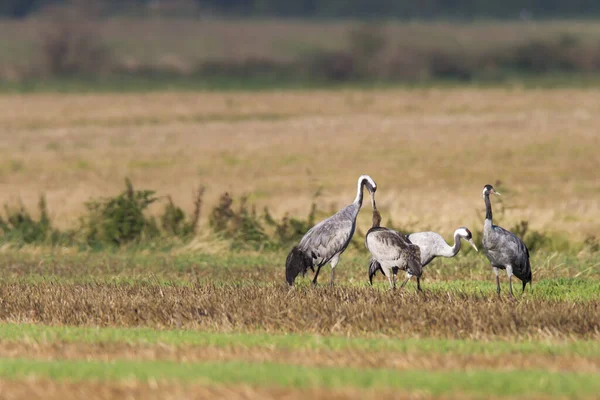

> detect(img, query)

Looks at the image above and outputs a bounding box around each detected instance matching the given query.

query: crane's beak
[467,238,478,251]
[493,190,501,196]
[370,192,376,210]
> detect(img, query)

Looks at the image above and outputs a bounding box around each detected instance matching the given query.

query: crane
[285,174,377,286]
[366,201,422,290]
[406,227,478,288]
[481,184,532,297]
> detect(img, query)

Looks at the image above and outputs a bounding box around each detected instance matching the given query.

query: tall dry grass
[0,89,598,239]
[0,282,598,339]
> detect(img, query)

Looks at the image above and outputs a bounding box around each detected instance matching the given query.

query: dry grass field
[0,87,599,399]
[0,88,598,239]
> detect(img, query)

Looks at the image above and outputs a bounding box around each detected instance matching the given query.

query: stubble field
[0,88,599,399]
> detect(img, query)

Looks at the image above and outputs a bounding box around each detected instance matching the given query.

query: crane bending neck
[449,231,462,256]
[484,194,493,221]
[354,179,365,207]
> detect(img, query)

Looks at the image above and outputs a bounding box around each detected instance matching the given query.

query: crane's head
[358,174,377,209]
[456,227,478,251]
[359,174,377,194]
[482,184,501,199]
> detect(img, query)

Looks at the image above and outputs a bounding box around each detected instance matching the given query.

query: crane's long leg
[329,255,340,287]
[399,273,411,291]
[392,270,397,290]
[493,267,500,297]
[381,267,393,290]
[312,265,323,285]
[506,265,514,298]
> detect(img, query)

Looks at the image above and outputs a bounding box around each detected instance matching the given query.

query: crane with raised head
[481,184,532,297]
[285,174,377,286]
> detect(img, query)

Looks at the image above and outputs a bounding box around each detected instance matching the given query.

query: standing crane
[366,201,422,290]
[481,184,532,297]
[285,174,377,286]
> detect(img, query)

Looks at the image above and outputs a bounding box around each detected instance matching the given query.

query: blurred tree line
[2,0,600,19]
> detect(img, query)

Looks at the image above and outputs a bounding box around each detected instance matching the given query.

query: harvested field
[0,281,598,339]
[0,87,598,398]
[0,89,599,240]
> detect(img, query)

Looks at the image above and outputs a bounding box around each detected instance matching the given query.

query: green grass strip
[2,323,599,357]
[0,358,598,397]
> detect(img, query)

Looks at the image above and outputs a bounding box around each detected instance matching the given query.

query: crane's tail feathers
[408,247,423,278]
[285,246,313,286]
[368,259,383,285]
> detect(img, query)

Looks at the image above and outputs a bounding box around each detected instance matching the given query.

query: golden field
[0,88,598,240]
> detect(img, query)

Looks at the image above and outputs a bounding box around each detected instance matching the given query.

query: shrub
[0,196,53,244]
[81,178,158,246]
[161,186,204,238]
[263,202,317,246]
[583,235,599,254]
[209,192,269,249]
[508,220,549,252]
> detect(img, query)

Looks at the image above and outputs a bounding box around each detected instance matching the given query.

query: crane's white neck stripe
[354,174,376,205]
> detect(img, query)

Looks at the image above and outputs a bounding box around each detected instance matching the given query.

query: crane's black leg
[399,275,411,291]
[417,276,422,292]
[392,271,397,290]
[312,265,323,285]
[493,267,500,297]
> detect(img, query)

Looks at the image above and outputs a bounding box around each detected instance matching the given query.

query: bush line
[1,178,596,253]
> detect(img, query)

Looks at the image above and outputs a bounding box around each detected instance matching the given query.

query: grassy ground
[0,248,598,397]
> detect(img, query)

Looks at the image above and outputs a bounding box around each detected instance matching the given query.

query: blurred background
[2,0,600,89]
[1,0,599,249]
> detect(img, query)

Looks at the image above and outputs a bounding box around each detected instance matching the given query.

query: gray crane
[285,174,377,286]
[482,184,532,297]
[368,221,478,290]
[366,201,422,290]
[406,227,479,287]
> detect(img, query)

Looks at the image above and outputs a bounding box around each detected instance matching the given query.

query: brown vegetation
[0,282,597,339]
[0,89,598,241]
[0,379,490,400]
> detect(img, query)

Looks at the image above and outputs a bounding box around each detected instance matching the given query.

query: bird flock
[285,175,532,297]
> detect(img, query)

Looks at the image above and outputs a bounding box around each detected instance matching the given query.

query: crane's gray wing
[407,231,445,266]
[492,225,530,273]
[298,206,356,267]
[486,225,529,266]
